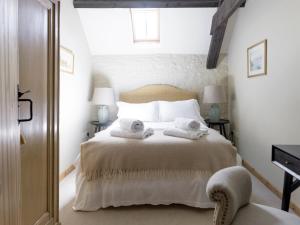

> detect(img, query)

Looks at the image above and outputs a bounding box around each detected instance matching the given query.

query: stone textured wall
[92,54,228,119]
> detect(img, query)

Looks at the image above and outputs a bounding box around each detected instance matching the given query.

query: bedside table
[90,121,112,133]
[205,119,230,138]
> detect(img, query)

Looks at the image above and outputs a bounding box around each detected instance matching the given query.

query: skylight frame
[130,8,160,43]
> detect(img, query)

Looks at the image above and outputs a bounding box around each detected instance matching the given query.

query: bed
[73,85,237,211]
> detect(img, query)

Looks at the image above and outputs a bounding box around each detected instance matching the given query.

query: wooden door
[18,0,59,225]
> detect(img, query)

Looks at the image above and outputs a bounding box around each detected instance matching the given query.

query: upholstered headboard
[119,84,198,103]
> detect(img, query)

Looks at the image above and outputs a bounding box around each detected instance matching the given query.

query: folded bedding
[119,118,144,132]
[110,127,154,139]
[80,120,236,181]
[163,128,206,140]
[174,117,200,131]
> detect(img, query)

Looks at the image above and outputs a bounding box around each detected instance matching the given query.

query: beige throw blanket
[81,124,236,181]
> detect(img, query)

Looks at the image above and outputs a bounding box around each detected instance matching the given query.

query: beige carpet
[59,170,292,225]
[61,203,213,225]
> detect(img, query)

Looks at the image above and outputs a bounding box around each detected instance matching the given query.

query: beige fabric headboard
[119,84,198,103]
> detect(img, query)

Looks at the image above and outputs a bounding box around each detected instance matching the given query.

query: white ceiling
[77,8,231,55]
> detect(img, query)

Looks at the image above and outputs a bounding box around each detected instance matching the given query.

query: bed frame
[119,84,198,103]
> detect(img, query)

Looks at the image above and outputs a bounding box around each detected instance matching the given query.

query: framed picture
[247,40,267,77]
[60,46,74,74]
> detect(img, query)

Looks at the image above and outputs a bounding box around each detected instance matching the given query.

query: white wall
[227,0,300,206]
[92,54,228,120]
[77,8,230,55]
[60,0,93,173]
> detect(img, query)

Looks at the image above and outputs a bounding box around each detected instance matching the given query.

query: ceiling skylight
[130,9,160,43]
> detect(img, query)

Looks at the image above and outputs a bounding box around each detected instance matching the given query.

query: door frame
[0,0,60,224]
[47,0,60,224]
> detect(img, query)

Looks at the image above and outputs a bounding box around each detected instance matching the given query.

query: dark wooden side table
[205,119,230,139]
[272,145,300,211]
[90,121,111,133]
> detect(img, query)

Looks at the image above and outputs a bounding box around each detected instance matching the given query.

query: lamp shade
[203,85,226,104]
[92,88,115,105]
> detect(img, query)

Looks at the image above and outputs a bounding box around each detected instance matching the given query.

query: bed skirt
[73,154,242,211]
[73,166,214,211]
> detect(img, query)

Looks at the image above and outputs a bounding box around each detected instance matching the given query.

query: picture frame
[60,46,74,74]
[247,39,267,77]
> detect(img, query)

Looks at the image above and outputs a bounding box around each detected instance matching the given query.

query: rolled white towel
[110,127,154,139]
[119,118,144,132]
[174,117,200,131]
[163,128,206,140]
[199,123,209,135]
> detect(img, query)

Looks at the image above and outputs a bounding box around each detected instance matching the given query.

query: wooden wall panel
[0,0,21,225]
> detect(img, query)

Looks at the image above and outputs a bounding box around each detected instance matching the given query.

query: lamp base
[98,105,109,124]
[208,104,220,122]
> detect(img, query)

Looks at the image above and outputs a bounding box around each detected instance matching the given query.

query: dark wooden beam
[206,0,246,69]
[74,0,228,8]
[206,21,227,69]
[210,0,246,34]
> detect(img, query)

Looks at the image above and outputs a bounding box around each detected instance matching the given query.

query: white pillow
[117,101,159,122]
[158,99,205,123]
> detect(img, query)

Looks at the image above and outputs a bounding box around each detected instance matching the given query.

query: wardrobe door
[18,0,59,225]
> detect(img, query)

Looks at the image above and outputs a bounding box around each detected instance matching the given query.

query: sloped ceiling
[77,8,231,55]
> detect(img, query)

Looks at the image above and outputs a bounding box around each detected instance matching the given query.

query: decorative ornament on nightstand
[92,88,115,124]
[203,85,226,122]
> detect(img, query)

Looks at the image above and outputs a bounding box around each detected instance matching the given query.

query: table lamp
[203,85,226,122]
[92,88,115,124]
